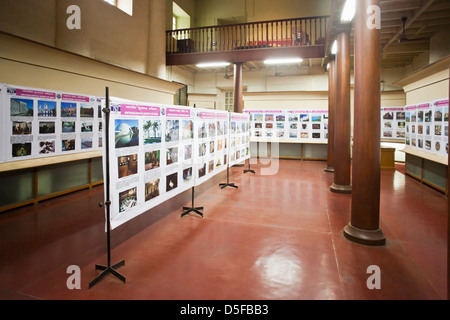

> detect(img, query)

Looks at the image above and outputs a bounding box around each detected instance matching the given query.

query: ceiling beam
[382,0,437,57]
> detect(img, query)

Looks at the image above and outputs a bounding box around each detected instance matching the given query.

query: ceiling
[175,0,450,73]
[329,0,450,68]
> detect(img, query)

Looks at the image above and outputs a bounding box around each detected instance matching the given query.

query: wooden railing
[166,16,329,54]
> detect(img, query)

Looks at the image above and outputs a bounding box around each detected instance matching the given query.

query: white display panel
[1,83,102,162]
[106,98,196,229]
[245,109,328,143]
[229,112,251,166]
[105,100,251,230]
[404,100,448,158]
[381,107,406,141]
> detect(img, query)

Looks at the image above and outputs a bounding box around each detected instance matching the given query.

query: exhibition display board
[244,109,329,143]
[0,83,102,163]
[105,98,250,230]
[404,99,448,157]
[381,107,406,141]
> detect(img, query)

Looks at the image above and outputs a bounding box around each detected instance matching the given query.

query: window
[224,91,234,112]
[173,16,177,31]
[104,0,133,16]
[174,84,188,106]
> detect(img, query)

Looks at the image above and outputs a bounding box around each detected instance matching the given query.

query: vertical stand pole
[181,187,204,217]
[89,87,126,289]
[243,158,255,174]
[220,164,238,189]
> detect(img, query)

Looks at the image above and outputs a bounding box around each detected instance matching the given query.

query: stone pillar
[343,0,386,246]
[147,0,166,79]
[234,62,244,113]
[330,31,351,194]
[325,58,336,173]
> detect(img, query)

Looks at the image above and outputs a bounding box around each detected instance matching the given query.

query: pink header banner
[62,94,90,102]
[216,112,229,119]
[200,112,215,119]
[383,107,404,111]
[435,99,449,107]
[405,105,417,110]
[245,110,263,113]
[311,110,328,113]
[121,104,160,117]
[264,110,284,113]
[16,89,56,99]
[166,107,191,118]
[417,103,430,109]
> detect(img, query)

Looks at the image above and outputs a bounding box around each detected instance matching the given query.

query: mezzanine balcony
[166,16,329,66]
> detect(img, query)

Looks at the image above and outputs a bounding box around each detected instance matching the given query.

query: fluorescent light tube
[341,0,356,23]
[196,62,230,68]
[264,58,303,65]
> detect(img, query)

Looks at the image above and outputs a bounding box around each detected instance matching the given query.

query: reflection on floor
[0,160,447,300]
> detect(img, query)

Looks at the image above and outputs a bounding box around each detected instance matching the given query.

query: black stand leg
[243,159,255,174]
[220,165,238,189]
[181,187,203,218]
[89,87,125,289]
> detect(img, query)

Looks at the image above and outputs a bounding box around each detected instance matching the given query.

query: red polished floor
[0,159,447,300]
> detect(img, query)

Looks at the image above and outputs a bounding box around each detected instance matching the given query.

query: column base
[330,183,352,194]
[324,166,335,173]
[343,223,386,246]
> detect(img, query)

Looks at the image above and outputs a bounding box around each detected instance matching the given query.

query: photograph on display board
[143,120,161,144]
[300,114,309,122]
[61,102,77,118]
[115,119,139,148]
[37,101,57,117]
[199,143,207,157]
[10,98,34,117]
[198,122,207,138]
[81,122,93,132]
[62,121,76,133]
[81,138,93,149]
[184,144,192,160]
[311,115,322,122]
[145,150,160,171]
[254,114,263,122]
[12,143,32,157]
[182,120,193,140]
[166,172,178,192]
[208,122,216,137]
[62,139,76,152]
[165,120,180,142]
[217,121,224,136]
[166,147,178,165]
[12,121,32,135]
[198,163,206,178]
[118,155,139,180]
[119,187,137,213]
[80,104,94,118]
[183,167,193,183]
[145,179,160,202]
[39,141,55,154]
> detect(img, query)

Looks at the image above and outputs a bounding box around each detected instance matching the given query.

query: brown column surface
[234,62,244,113]
[343,0,385,246]
[330,32,351,194]
[325,59,336,173]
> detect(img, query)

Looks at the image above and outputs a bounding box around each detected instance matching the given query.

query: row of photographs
[403,101,449,156]
[244,110,329,141]
[107,102,250,229]
[114,118,248,149]
[1,84,103,162]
